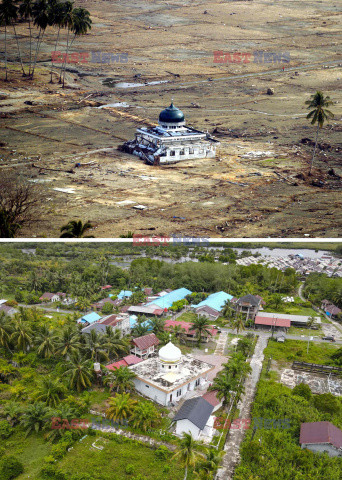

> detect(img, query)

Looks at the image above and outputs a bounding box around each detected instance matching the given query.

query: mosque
[122,102,219,165]
[129,338,214,406]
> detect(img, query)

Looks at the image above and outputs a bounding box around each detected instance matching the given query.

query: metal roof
[173,397,214,430]
[132,333,159,350]
[255,316,291,328]
[146,288,192,309]
[193,291,233,312]
[260,312,321,324]
[300,422,342,449]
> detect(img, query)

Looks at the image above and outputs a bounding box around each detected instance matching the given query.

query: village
[0,241,341,479]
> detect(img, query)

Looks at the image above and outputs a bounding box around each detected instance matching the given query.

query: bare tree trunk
[309,122,320,176]
[31,27,44,79]
[13,23,26,76]
[60,27,70,85]
[4,24,8,81]
[50,26,61,83]
[28,19,33,76]
[183,466,188,480]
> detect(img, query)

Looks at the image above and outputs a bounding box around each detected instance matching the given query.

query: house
[254,316,291,331]
[91,297,118,311]
[39,292,60,303]
[173,397,215,440]
[0,304,17,316]
[256,312,321,327]
[106,354,143,371]
[144,288,153,296]
[201,390,223,413]
[131,333,160,358]
[321,300,341,319]
[231,294,262,320]
[118,290,133,300]
[127,305,164,317]
[300,422,342,457]
[130,340,214,406]
[193,291,233,318]
[146,288,192,310]
[164,319,218,343]
[100,285,112,291]
[81,313,130,336]
[56,292,76,306]
[77,311,102,325]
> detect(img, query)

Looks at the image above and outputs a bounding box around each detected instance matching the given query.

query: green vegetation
[304,272,342,311]
[234,379,342,480]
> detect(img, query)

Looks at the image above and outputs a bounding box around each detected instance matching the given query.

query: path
[216,335,268,480]
[214,330,229,355]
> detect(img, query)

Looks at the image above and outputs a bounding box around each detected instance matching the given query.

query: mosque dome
[159,102,185,123]
[159,341,182,363]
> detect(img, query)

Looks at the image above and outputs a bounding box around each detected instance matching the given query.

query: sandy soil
[0,0,341,237]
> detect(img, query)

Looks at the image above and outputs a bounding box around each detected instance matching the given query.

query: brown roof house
[232,294,262,320]
[300,422,342,457]
[39,292,61,303]
[131,333,160,359]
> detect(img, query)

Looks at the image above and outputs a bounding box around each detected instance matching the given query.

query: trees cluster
[234,380,342,480]
[304,272,342,310]
[0,0,91,85]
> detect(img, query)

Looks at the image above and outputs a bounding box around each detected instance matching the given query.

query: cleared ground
[0,0,341,237]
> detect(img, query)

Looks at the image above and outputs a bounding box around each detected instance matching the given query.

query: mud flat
[0,0,341,237]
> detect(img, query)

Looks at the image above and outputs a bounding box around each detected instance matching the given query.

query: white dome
[159,341,181,363]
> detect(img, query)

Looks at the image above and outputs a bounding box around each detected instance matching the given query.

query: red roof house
[254,316,291,329]
[131,333,159,358]
[165,319,218,342]
[300,422,342,457]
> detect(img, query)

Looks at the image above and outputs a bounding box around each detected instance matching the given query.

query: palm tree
[46,0,63,82]
[305,91,334,175]
[76,296,90,312]
[11,318,32,352]
[194,448,224,478]
[61,6,92,87]
[64,353,94,392]
[3,401,23,426]
[19,0,34,76]
[106,393,136,425]
[35,325,58,358]
[35,376,66,407]
[60,220,93,238]
[172,432,204,480]
[103,327,130,359]
[148,317,165,335]
[56,325,81,359]
[0,311,12,350]
[83,329,108,363]
[131,401,160,432]
[230,312,245,335]
[45,404,78,441]
[0,0,18,81]
[31,0,49,79]
[208,371,233,405]
[104,366,136,393]
[192,316,212,346]
[20,402,50,436]
[221,299,234,320]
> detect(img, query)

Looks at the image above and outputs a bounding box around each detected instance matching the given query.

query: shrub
[125,464,135,474]
[101,302,114,314]
[292,383,312,401]
[5,300,18,307]
[40,464,66,480]
[51,442,69,460]
[0,420,13,439]
[0,455,24,480]
[154,445,170,460]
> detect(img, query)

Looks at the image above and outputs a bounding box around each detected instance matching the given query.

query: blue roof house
[193,291,233,312]
[146,288,192,310]
[78,312,102,324]
[118,290,133,300]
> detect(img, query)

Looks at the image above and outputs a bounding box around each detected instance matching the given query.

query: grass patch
[264,339,340,367]
[288,326,323,337]
[174,311,197,322]
[58,434,185,480]
[263,304,321,318]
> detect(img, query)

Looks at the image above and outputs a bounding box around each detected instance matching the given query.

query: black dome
[159,102,184,123]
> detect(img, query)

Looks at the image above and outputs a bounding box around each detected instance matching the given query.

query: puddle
[97,102,131,109]
[102,78,168,88]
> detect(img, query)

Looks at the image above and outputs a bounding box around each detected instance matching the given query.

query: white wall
[133,379,168,405]
[176,419,201,440]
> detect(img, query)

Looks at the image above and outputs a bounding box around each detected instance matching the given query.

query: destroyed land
[0,0,341,238]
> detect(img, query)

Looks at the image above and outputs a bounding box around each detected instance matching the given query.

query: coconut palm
[172,432,204,480]
[64,353,94,392]
[45,403,79,441]
[0,311,12,350]
[194,448,224,478]
[46,0,64,82]
[104,366,136,393]
[35,376,66,407]
[103,327,130,359]
[148,317,165,335]
[208,371,233,405]
[131,401,160,432]
[0,0,18,80]
[106,393,136,425]
[192,316,212,346]
[60,220,94,238]
[35,325,58,358]
[76,296,90,312]
[11,318,32,352]
[19,0,34,75]
[305,91,334,175]
[83,329,108,363]
[30,0,50,78]
[229,312,245,335]
[61,6,91,87]
[20,402,50,436]
[56,325,81,359]
[221,299,234,319]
